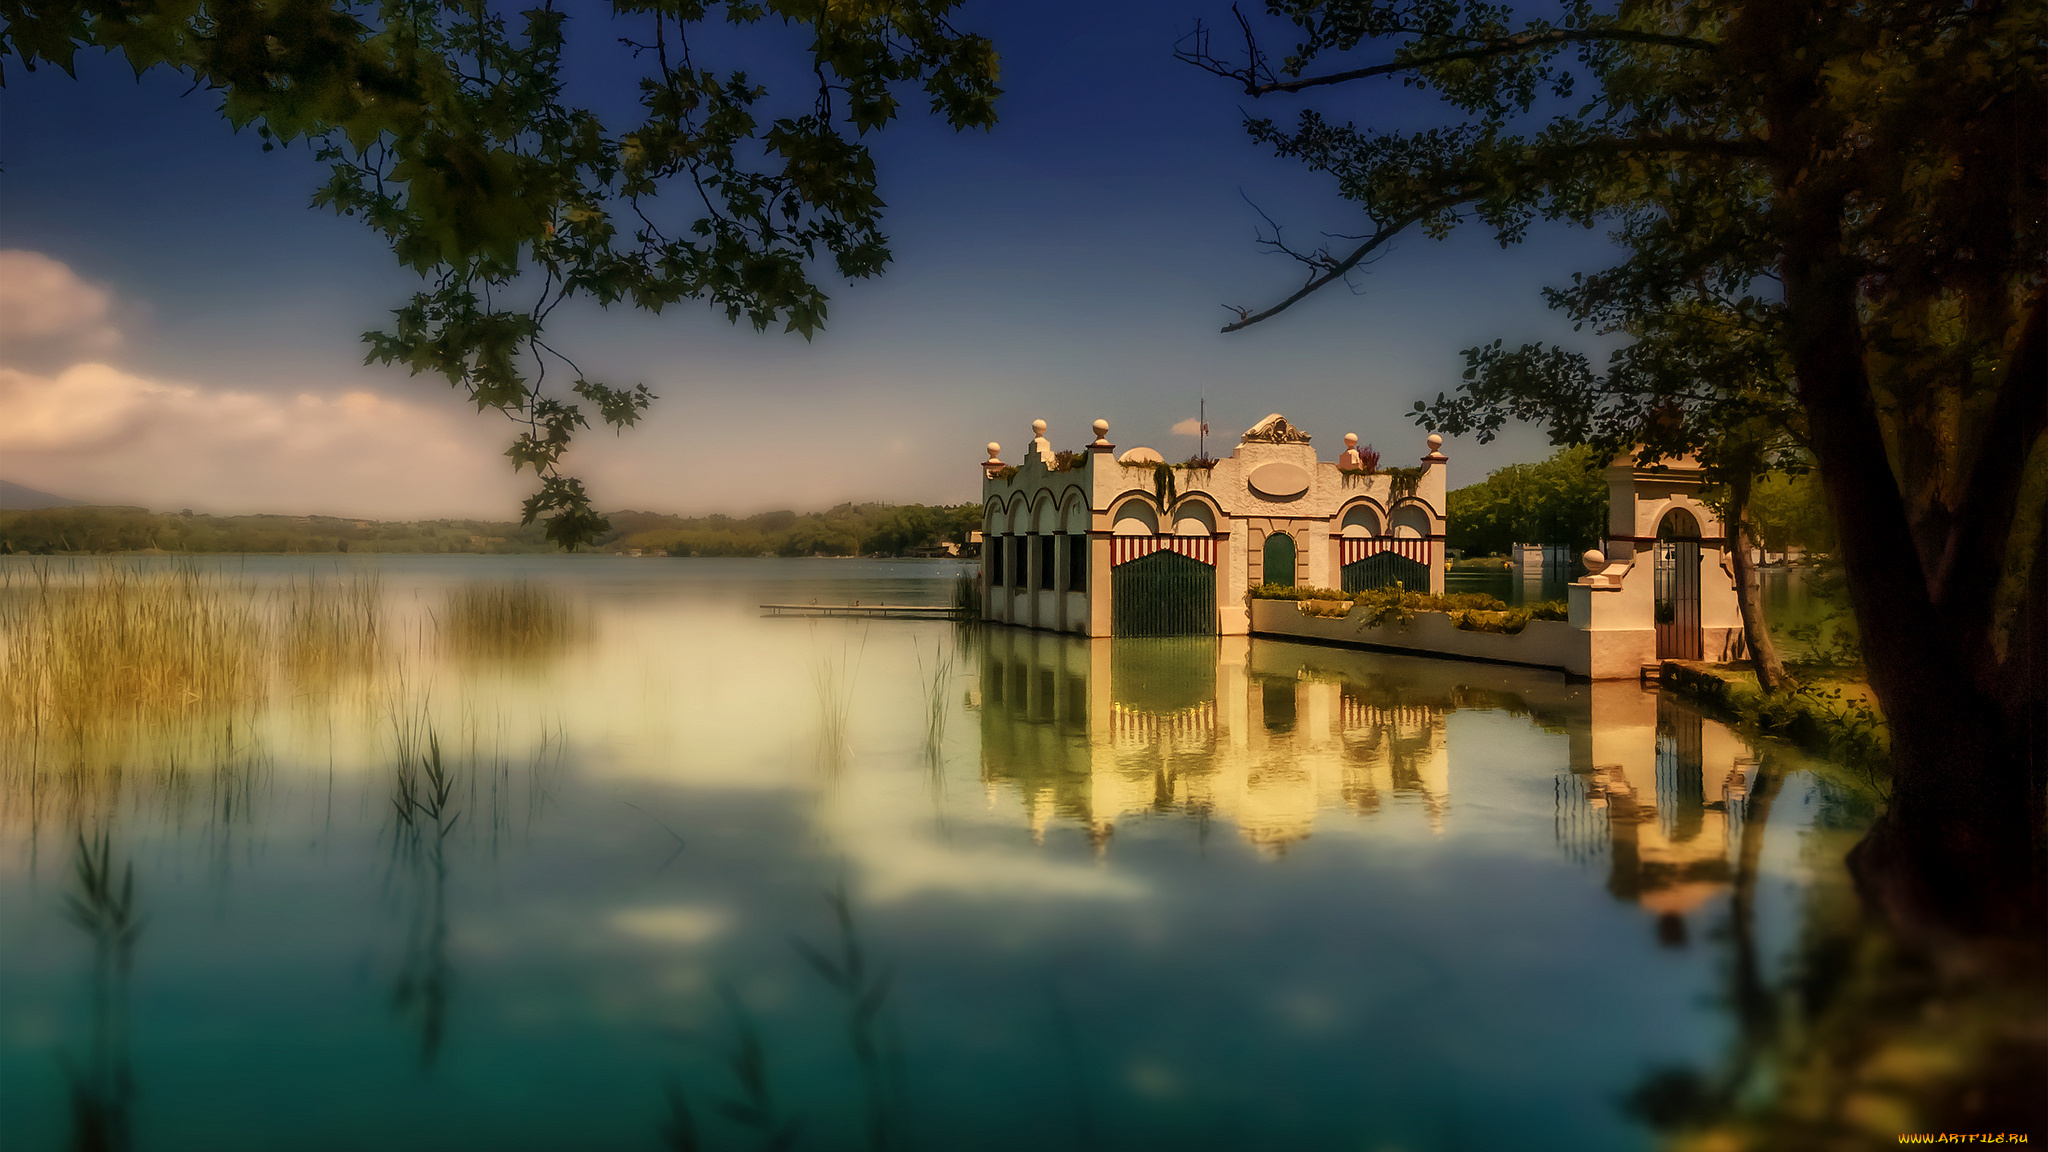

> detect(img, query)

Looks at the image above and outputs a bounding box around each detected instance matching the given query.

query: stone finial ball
[1093,419,1109,436]
[1344,432,1359,447]
[1427,433,1444,452]
[987,442,1001,459]
[1582,549,1606,573]
[1032,419,1047,436]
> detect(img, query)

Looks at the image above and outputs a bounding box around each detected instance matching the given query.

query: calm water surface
[0,556,1871,1151]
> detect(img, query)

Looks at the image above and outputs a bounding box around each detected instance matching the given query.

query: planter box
[1249,598,1591,675]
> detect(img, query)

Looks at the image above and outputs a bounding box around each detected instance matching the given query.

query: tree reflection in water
[1552,694,2048,1144]
[59,830,143,1152]
[1621,774,2047,1146]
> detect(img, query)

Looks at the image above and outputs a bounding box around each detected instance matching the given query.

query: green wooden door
[1262,533,1296,588]
[1111,550,1217,637]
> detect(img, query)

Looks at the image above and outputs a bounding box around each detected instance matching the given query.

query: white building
[980,415,1449,637]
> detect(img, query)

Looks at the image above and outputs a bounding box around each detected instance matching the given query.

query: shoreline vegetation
[1659,660,1890,785]
[0,562,579,790]
[0,502,982,559]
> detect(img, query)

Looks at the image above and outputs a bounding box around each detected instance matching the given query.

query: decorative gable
[1241,413,1312,444]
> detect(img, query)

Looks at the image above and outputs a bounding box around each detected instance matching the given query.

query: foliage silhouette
[2,1,1001,548]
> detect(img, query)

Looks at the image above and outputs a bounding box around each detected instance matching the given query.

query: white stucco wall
[1249,599,1587,674]
[982,420,1450,637]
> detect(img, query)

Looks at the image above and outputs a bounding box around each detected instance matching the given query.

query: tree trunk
[1778,212,2043,941]
[1726,473,1791,694]
[1729,760,1787,1044]
[1735,0,2046,943]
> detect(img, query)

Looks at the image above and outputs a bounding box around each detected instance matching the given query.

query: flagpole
[1199,397,1206,462]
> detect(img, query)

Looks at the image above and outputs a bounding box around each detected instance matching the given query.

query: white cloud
[610,905,731,946]
[0,361,525,516]
[0,249,120,351]
[1170,417,1206,436]
[0,250,537,517]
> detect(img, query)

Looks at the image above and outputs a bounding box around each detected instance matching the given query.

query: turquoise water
[0,557,1869,1150]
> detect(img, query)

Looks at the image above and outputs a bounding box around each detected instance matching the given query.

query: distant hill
[0,480,90,511]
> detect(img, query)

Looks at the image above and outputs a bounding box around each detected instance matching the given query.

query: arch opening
[1655,509,1703,659]
[1112,499,1160,536]
[1390,506,1430,539]
[1263,532,1297,588]
[1340,504,1382,537]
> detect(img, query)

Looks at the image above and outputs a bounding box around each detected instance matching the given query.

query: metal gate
[1655,537,1702,660]
[1342,552,1429,592]
[1654,696,1705,843]
[1112,549,1217,637]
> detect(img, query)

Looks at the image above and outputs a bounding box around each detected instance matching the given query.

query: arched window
[1263,532,1297,588]
[1658,507,1701,539]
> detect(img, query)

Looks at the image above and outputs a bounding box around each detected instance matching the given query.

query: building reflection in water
[979,628,1765,945]
[976,630,1449,855]
[1559,689,1758,946]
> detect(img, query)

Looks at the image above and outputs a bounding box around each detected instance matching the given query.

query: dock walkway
[760,602,963,619]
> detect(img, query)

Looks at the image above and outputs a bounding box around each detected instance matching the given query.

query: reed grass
[387,719,460,1071]
[438,581,578,662]
[664,890,903,1152]
[61,829,141,1152]
[0,563,396,827]
[393,734,461,841]
[950,572,981,621]
[812,632,867,776]
[0,564,264,741]
[916,640,954,785]
[791,887,905,1152]
[277,572,383,688]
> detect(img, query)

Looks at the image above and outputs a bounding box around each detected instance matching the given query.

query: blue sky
[1,2,1617,519]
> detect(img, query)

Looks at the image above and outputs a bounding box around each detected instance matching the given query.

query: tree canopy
[1445,445,1607,558]
[2,0,1000,548]
[1185,0,2046,934]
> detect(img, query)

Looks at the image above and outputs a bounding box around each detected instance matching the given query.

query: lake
[0,556,1875,1151]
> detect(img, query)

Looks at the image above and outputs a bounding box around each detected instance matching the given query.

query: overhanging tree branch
[1222,195,1481,332]
[1178,24,1717,97]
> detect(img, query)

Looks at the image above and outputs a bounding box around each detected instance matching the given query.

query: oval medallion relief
[1247,461,1311,501]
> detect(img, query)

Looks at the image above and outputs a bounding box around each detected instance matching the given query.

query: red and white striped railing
[1111,701,1217,744]
[1339,537,1432,566]
[1111,535,1218,567]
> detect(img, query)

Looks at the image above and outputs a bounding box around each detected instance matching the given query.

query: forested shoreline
[1445,448,1839,561]
[0,502,982,558]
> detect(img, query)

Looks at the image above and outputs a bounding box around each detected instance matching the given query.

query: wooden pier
[760,602,964,619]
